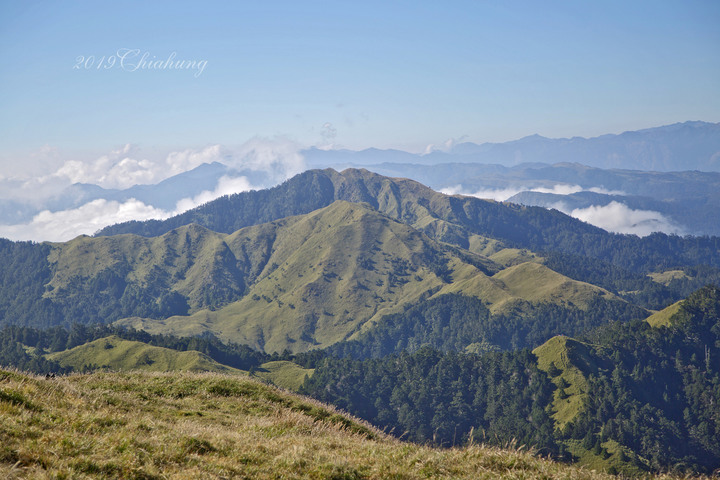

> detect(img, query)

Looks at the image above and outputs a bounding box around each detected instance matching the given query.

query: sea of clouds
[0,141,686,242]
[0,137,305,242]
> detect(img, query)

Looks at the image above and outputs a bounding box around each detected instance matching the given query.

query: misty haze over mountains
[1,121,719,241]
[305,121,720,171]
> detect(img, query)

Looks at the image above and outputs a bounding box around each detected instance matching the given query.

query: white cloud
[164,144,226,179]
[0,138,309,242]
[227,136,306,182]
[0,171,276,242]
[320,122,337,144]
[49,144,226,190]
[440,185,524,201]
[441,183,586,201]
[531,184,583,195]
[569,201,683,237]
[440,185,681,236]
[174,175,254,212]
[0,199,171,242]
[0,174,260,242]
[0,145,64,181]
[4,139,305,201]
[423,135,469,154]
[588,186,626,195]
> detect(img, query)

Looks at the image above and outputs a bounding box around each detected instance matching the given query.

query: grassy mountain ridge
[2,167,716,333]
[1,194,645,353]
[45,335,245,374]
[533,336,600,429]
[113,201,634,353]
[91,167,720,314]
[645,301,683,328]
[94,168,720,275]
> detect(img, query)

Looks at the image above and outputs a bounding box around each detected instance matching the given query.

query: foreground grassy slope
[0,369,682,480]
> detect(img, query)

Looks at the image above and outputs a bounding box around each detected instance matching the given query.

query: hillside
[1,170,714,336]
[46,335,245,374]
[94,167,720,283]
[301,286,720,474]
[1,196,645,352]
[533,336,600,429]
[111,201,634,353]
[0,369,640,480]
[645,301,684,328]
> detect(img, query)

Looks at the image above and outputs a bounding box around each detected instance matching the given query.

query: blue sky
[1,0,719,159]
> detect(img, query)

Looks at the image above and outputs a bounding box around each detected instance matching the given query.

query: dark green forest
[325,293,647,359]
[302,286,720,474]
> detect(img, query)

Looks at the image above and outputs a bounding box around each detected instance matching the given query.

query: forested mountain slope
[302,285,720,474]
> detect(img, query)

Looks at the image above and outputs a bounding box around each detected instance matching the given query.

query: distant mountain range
[305,121,720,171]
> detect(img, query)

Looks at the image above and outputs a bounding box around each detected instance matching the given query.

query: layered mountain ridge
[1,167,675,353]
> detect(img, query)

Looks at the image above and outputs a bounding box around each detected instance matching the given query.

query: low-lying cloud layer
[568,201,684,237]
[0,199,170,242]
[442,184,681,237]
[440,183,625,201]
[0,138,305,242]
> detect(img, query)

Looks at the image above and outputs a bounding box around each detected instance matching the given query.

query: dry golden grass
[0,369,701,479]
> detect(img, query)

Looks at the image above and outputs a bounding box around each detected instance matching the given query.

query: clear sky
[1,0,719,160]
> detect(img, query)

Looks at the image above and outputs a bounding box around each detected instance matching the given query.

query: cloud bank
[442,184,680,236]
[0,175,259,242]
[569,201,683,237]
[440,183,625,202]
[0,138,306,242]
[0,199,170,242]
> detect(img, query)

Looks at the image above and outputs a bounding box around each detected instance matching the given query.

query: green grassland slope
[111,201,629,352]
[0,369,684,480]
[40,335,313,390]
[46,335,244,374]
